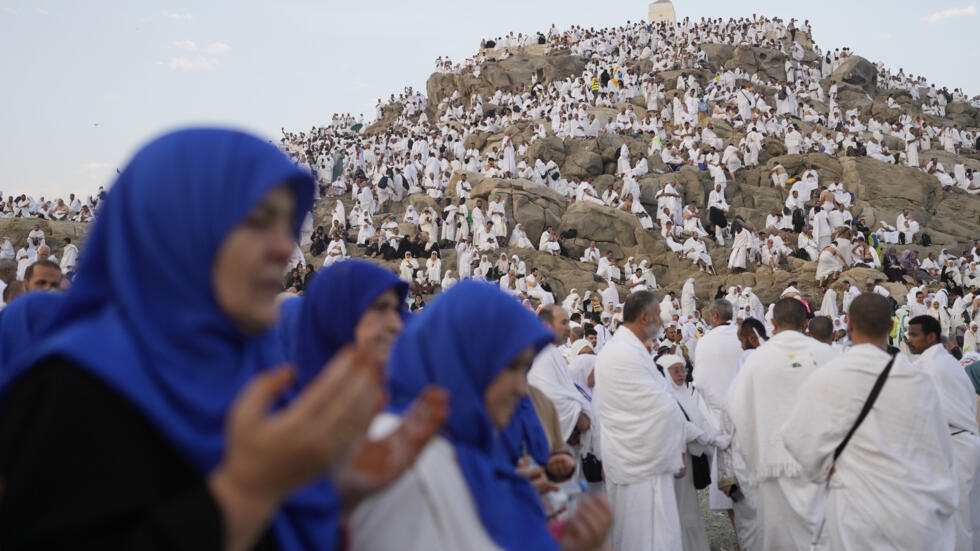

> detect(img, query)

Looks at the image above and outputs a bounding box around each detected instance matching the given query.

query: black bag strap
[833,354,896,462]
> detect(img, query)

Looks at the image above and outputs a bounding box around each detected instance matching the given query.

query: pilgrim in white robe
[350,413,502,551]
[728,228,750,270]
[782,344,957,551]
[915,343,980,551]
[820,288,839,318]
[661,355,725,551]
[60,243,79,272]
[426,257,441,284]
[488,200,507,237]
[528,344,591,443]
[725,330,838,550]
[508,226,533,249]
[680,278,697,319]
[525,273,554,306]
[321,239,348,268]
[595,327,686,551]
[692,321,742,510]
[596,256,621,282]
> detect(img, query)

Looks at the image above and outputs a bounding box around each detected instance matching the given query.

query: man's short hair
[571,326,584,339]
[24,259,61,283]
[623,290,658,323]
[739,317,768,340]
[849,293,895,339]
[708,299,733,322]
[808,316,834,343]
[773,298,808,331]
[584,327,597,337]
[538,305,559,326]
[910,315,942,342]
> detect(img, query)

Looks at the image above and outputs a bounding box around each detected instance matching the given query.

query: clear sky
[1,0,977,199]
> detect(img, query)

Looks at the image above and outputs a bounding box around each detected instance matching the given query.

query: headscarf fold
[288,260,407,387]
[0,292,64,376]
[387,281,558,551]
[0,128,337,551]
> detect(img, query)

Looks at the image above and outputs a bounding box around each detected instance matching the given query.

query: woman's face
[213,185,296,335]
[666,362,686,386]
[484,346,536,430]
[355,288,404,365]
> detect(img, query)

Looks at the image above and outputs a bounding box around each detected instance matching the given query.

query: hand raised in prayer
[546,453,577,482]
[517,454,558,494]
[335,385,449,513]
[209,347,383,551]
[560,495,612,551]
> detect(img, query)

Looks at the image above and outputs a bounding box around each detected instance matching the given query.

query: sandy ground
[699,489,739,550]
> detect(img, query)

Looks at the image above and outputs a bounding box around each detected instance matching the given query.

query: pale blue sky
[1,0,977,199]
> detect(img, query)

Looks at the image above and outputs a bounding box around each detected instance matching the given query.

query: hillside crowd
[0,12,979,551]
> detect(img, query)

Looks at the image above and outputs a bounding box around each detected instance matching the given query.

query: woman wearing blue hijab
[279,259,448,515]
[349,280,612,551]
[0,128,385,551]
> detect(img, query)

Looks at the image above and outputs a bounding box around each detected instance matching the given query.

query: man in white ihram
[692,299,743,531]
[529,306,593,446]
[724,298,838,549]
[782,293,957,550]
[907,314,980,551]
[595,290,686,550]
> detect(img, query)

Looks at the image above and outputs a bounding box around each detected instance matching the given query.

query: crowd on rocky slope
[280,14,980,357]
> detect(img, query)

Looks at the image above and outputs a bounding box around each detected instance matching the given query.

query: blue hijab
[387,280,559,551]
[496,396,551,467]
[273,262,409,549]
[0,291,65,378]
[0,128,341,551]
[289,260,408,386]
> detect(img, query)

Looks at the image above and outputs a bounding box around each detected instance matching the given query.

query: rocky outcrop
[724,46,787,81]
[470,177,566,245]
[294,36,979,317]
[0,218,88,258]
[557,201,658,260]
[829,56,877,94]
[426,53,586,109]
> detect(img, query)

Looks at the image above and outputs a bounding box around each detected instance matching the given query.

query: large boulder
[562,146,603,178]
[0,218,88,258]
[946,101,980,128]
[699,43,735,71]
[724,46,787,81]
[470,178,566,245]
[526,136,566,165]
[829,56,877,94]
[557,201,653,260]
[426,53,586,107]
[928,192,980,245]
[842,157,941,230]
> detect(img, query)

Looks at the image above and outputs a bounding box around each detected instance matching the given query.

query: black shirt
[0,358,277,550]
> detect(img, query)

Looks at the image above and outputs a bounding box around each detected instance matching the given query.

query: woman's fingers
[231,365,296,429]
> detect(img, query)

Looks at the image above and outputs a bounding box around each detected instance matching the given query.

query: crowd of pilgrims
[1,13,980,551]
[279,16,980,359]
[0,190,100,222]
[2,127,980,551]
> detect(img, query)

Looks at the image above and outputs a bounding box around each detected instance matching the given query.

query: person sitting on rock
[596,250,621,282]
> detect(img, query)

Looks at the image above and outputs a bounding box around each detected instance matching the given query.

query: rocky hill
[292,23,980,312]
